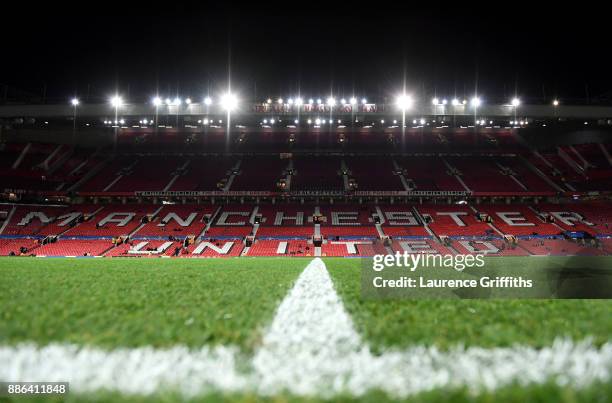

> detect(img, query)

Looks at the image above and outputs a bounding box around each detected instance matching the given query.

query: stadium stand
[343,156,404,190]
[391,238,455,255]
[451,239,530,256]
[377,205,429,237]
[1,133,611,256]
[168,156,236,191]
[107,156,185,192]
[291,157,344,191]
[61,205,160,237]
[230,156,289,191]
[475,205,562,236]
[205,204,253,238]
[255,205,315,238]
[418,205,497,238]
[396,156,465,191]
[446,157,525,193]
[133,204,214,238]
[35,239,112,257]
[0,238,40,256]
[318,205,378,238]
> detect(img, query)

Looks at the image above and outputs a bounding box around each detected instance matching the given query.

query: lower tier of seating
[0,237,609,256]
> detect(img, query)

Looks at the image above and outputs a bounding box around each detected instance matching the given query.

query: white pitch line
[253,257,364,396]
[0,344,247,396]
[1,258,611,398]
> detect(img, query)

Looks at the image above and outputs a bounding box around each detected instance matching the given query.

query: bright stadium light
[185,98,192,105]
[396,94,414,110]
[173,97,182,106]
[471,97,481,108]
[308,98,314,105]
[341,98,347,105]
[511,97,520,107]
[327,97,336,106]
[317,98,322,105]
[110,96,123,107]
[288,98,294,105]
[295,97,304,106]
[361,98,367,104]
[553,99,559,106]
[71,98,79,106]
[165,98,172,105]
[432,97,439,105]
[220,93,238,111]
[204,96,212,106]
[442,99,448,105]
[451,98,460,106]
[152,96,162,106]
[278,98,284,104]
[266,98,272,104]
[315,118,321,125]
[350,97,357,105]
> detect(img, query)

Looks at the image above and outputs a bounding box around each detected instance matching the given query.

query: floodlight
[110,96,123,107]
[71,98,79,106]
[204,97,212,106]
[220,93,238,111]
[152,97,162,106]
[396,94,413,110]
[471,97,481,107]
[511,97,520,107]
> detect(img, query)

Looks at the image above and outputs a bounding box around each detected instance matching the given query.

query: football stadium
[1,5,611,403]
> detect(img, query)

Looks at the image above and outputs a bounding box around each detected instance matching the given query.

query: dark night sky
[1,2,610,104]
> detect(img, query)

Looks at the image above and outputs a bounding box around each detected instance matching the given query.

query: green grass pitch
[1,256,611,402]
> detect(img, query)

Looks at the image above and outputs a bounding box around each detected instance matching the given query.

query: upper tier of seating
[1,139,610,193]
